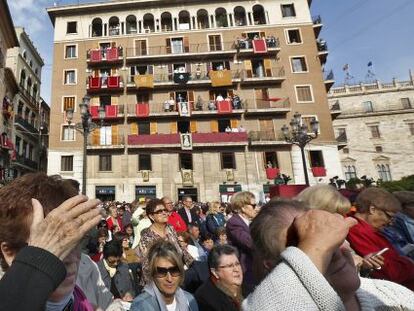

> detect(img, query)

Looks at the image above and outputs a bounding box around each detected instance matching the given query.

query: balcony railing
[235,37,280,50]
[14,115,39,135]
[336,132,348,143]
[312,15,322,24]
[249,130,284,142]
[242,66,285,80]
[87,134,125,147]
[331,101,341,111]
[317,41,328,52]
[13,154,38,170]
[90,104,125,119]
[87,76,123,90]
[324,70,334,81]
[246,97,290,110]
[87,47,123,62]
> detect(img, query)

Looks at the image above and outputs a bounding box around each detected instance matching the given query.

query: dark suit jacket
[226,214,254,286]
[178,207,200,226]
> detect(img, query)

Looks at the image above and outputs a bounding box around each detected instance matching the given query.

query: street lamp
[281,112,319,186]
[66,95,105,195]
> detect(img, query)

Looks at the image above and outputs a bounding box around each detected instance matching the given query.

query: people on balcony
[232,94,242,109]
[208,101,216,111]
[216,94,224,102]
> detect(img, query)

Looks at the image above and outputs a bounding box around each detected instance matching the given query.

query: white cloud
[9,0,51,35]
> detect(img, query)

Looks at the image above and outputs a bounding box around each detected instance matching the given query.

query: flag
[342,64,349,71]
[173,72,190,84]
[367,61,373,67]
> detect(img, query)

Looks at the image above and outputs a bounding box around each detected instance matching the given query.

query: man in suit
[178,196,200,227]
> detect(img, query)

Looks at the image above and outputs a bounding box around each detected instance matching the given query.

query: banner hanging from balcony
[178,101,191,117]
[136,103,149,117]
[174,72,190,84]
[252,39,268,54]
[181,169,194,186]
[217,100,232,114]
[180,133,193,150]
[134,74,154,89]
[209,70,232,87]
[90,49,102,62]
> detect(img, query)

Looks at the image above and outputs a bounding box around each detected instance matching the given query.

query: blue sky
[8,0,414,104]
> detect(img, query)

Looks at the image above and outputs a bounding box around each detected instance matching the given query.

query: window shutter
[210,120,219,133]
[228,89,234,98]
[91,128,100,145]
[91,96,99,106]
[264,59,272,77]
[260,31,266,38]
[244,60,252,78]
[93,69,99,78]
[170,122,178,134]
[131,122,138,135]
[188,91,195,108]
[183,36,190,52]
[230,119,239,128]
[111,125,119,145]
[190,120,197,133]
[166,38,171,54]
[150,122,157,134]
[111,96,119,105]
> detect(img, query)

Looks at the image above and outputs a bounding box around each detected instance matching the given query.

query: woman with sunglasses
[131,240,199,311]
[138,199,194,286]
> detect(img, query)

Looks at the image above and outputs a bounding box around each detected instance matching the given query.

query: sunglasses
[152,208,168,215]
[155,266,181,278]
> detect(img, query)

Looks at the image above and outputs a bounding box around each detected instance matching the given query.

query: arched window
[91,18,103,37]
[143,13,155,32]
[22,51,27,59]
[161,12,173,31]
[30,112,36,126]
[17,102,24,117]
[234,6,247,26]
[109,16,120,35]
[197,9,209,29]
[32,84,38,98]
[126,15,137,34]
[344,165,357,180]
[20,70,26,87]
[252,4,266,25]
[377,164,392,181]
[27,77,32,93]
[178,10,191,30]
[215,8,228,27]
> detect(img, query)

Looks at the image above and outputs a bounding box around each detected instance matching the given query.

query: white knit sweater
[242,247,414,311]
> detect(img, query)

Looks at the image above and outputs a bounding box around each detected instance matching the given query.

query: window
[208,35,222,51]
[375,146,383,153]
[221,153,236,169]
[63,96,75,111]
[401,97,412,109]
[281,4,296,17]
[264,152,278,168]
[64,70,76,84]
[343,148,349,154]
[309,150,324,167]
[363,101,373,112]
[301,116,318,133]
[179,153,193,170]
[99,155,112,171]
[170,38,184,54]
[377,164,392,181]
[344,165,357,180]
[295,85,313,102]
[408,123,414,135]
[66,21,78,34]
[177,121,190,133]
[291,57,307,72]
[61,156,74,171]
[218,119,231,133]
[369,125,380,138]
[336,128,347,141]
[286,29,301,44]
[65,45,77,58]
[138,121,150,135]
[61,125,75,141]
[138,154,152,171]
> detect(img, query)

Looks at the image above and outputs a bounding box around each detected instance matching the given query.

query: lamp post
[281,112,319,186]
[66,96,105,195]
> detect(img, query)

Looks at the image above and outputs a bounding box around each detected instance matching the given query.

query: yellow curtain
[230,119,239,129]
[210,120,219,133]
[170,122,178,134]
[130,123,138,135]
[150,122,157,134]
[190,121,197,133]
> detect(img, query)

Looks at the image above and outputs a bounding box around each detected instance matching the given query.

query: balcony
[312,15,323,38]
[241,66,285,84]
[87,134,125,150]
[248,130,287,146]
[330,101,341,120]
[90,104,125,120]
[236,38,281,56]
[317,41,328,64]
[245,98,290,115]
[87,76,123,92]
[87,47,123,65]
[311,167,326,177]
[12,154,38,171]
[128,132,248,149]
[324,70,335,92]
[336,132,348,149]
[14,115,39,136]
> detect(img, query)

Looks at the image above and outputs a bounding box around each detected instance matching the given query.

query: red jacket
[106,216,123,232]
[347,216,414,290]
[168,211,187,232]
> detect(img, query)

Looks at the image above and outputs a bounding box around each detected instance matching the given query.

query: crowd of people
[0,173,413,311]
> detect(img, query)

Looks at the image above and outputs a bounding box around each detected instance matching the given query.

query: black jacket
[0,246,66,311]
[97,260,136,298]
[178,207,200,226]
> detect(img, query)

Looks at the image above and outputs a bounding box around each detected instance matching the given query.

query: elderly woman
[195,245,252,311]
[206,201,226,236]
[138,199,194,286]
[243,199,414,310]
[0,173,100,311]
[226,191,257,286]
[131,240,198,311]
[106,203,123,233]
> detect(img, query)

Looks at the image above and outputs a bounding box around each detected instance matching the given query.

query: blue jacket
[382,212,414,259]
[206,213,226,235]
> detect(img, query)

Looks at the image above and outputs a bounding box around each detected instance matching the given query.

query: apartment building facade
[47,0,342,202]
[328,73,414,182]
[0,0,19,183]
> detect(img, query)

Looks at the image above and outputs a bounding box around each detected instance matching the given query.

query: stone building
[328,73,414,182]
[46,0,342,202]
[0,0,19,182]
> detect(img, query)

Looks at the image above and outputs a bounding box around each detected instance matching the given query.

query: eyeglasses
[218,262,241,270]
[249,203,257,209]
[152,208,168,215]
[381,209,395,220]
[155,266,181,278]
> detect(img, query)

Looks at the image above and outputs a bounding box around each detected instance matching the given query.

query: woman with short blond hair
[206,201,226,236]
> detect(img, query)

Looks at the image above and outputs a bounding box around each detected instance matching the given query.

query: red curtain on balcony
[107,76,120,88]
[106,47,119,61]
[217,100,232,114]
[90,50,102,62]
[312,167,327,177]
[90,106,99,118]
[89,77,101,89]
[105,105,118,118]
[136,103,149,117]
[253,39,267,54]
[266,168,280,179]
